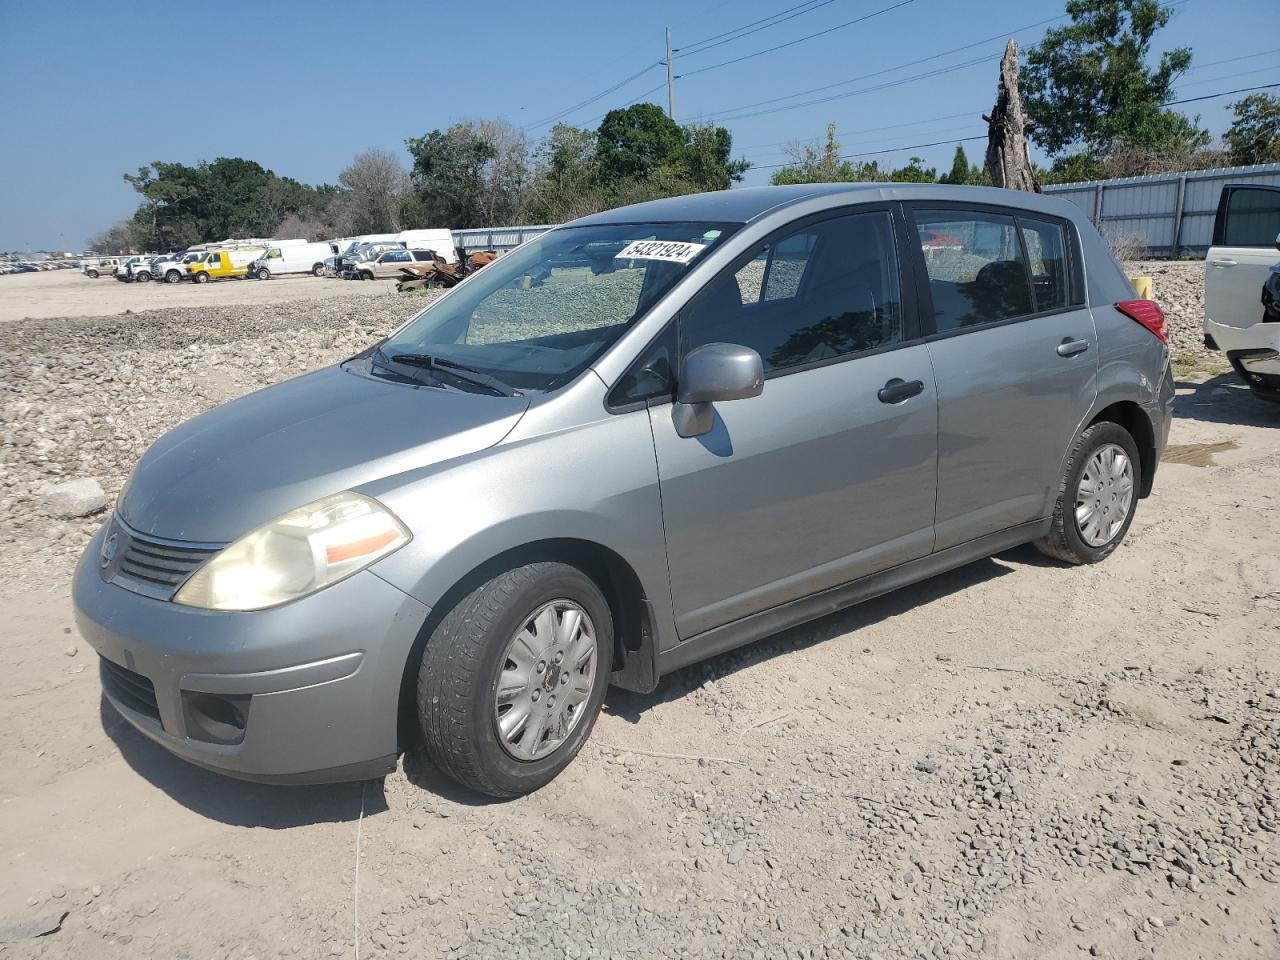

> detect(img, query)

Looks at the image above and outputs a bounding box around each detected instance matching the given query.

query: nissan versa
[74,184,1174,798]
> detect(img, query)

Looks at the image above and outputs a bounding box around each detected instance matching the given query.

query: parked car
[1203,183,1280,401]
[396,229,459,264]
[188,248,263,283]
[74,184,1172,798]
[82,258,122,278]
[343,248,438,280]
[114,256,153,282]
[332,241,403,279]
[248,242,333,279]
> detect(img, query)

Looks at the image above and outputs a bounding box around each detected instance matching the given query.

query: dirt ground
[1,281,1278,960]
[0,269,395,323]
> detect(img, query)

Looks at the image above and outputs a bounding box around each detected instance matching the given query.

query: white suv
[1204,183,1280,401]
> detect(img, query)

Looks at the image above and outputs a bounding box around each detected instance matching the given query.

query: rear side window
[1219,187,1280,247]
[683,210,904,373]
[912,211,1031,331]
[1019,217,1068,313]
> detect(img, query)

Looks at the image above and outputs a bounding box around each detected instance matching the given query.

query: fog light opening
[182,692,251,745]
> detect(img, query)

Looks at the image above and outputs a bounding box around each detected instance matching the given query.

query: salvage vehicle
[75,184,1173,798]
[344,248,438,280]
[249,241,333,279]
[82,257,122,278]
[188,247,263,283]
[1203,183,1280,401]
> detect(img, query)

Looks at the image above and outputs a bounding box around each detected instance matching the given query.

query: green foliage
[1225,94,1280,166]
[123,158,334,250]
[887,156,937,184]
[596,104,688,184]
[770,124,861,185]
[1023,0,1197,157]
[938,145,991,186]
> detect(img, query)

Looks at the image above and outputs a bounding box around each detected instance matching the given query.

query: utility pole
[666,27,675,120]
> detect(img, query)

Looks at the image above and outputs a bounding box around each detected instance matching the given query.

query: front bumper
[73,524,431,783]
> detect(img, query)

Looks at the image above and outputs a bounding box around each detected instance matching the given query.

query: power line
[682,12,1069,122]
[739,110,977,151]
[524,61,663,132]
[1164,81,1280,107]
[676,0,918,80]
[676,0,838,58]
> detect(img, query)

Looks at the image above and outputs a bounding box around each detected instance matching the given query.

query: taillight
[1115,299,1168,344]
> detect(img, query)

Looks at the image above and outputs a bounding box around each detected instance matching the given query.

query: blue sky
[1,0,1275,250]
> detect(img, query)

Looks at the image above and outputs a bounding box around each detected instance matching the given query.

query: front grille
[104,520,221,601]
[100,657,161,723]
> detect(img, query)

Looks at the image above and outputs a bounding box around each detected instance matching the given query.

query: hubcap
[493,600,596,761]
[1075,442,1134,547]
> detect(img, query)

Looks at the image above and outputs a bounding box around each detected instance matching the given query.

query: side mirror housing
[673,342,764,438]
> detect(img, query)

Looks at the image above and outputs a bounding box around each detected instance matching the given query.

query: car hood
[118,364,528,543]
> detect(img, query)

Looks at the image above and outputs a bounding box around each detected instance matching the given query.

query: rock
[914,760,938,774]
[43,479,106,519]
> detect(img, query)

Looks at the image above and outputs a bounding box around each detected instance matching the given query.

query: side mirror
[673,342,764,438]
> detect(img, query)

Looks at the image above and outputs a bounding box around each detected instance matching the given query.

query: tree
[939,144,990,185]
[87,220,136,255]
[1023,0,1196,157]
[522,124,608,223]
[770,124,860,185]
[405,120,529,228]
[984,40,1040,192]
[596,103,687,185]
[887,156,937,184]
[1225,94,1280,166]
[332,149,409,234]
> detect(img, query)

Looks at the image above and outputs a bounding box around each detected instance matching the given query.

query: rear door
[643,207,939,638]
[1206,184,1280,333]
[903,204,1097,551]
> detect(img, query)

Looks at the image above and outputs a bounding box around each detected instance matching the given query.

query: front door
[903,205,1098,550]
[649,208,939,639]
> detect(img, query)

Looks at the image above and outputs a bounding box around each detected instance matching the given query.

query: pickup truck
[1204,184,1280,402]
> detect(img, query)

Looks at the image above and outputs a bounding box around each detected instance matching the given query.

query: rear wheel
[1035,421,1140,565]
[86,269,99,278]
[417,561,612,798]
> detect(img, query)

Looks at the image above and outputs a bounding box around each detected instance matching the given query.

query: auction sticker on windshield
[615,240,707,264]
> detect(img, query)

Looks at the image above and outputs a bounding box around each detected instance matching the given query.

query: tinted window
[1223,187,1280,247]
[683,211,903,373]
[1019,217,1068,312]
[913,211,1031,331]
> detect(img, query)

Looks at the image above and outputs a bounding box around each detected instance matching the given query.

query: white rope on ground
[353,780,367,960]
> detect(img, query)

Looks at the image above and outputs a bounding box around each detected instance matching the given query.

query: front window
[374,221,735,393]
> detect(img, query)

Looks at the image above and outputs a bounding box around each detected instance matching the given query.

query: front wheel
[312,263,325,277]
[164,269,182,283]
[359,270,374,281]
[1035,421,1140,564]
[193,271,209,284]
[417,561,612,798]
[257,267,270,280]
[136,271,151,282]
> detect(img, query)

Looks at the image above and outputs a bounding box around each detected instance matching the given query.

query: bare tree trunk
[984,39,1041,193]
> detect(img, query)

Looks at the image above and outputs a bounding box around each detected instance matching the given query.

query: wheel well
[1089,401,1156,498]
[395,539,655,751]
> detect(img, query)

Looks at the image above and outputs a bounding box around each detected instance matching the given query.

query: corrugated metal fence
[453,224,554,253]
[1043,162,1280,258]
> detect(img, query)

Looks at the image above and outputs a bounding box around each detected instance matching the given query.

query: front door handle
[1057,338,1090,358]
[877,378,924,404]
[1209,259,1238,268]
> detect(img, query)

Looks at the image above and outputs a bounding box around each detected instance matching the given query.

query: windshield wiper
[381,350,521,397]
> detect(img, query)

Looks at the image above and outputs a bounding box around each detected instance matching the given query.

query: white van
[396,229,458,263]
[250,241,334,279]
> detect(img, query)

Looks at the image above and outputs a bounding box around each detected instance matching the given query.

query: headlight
[174,491,410,611]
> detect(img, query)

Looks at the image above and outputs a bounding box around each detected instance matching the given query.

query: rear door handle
[1057,338,1090,358]
[1209,259,1238,267]
[877,378,924,404]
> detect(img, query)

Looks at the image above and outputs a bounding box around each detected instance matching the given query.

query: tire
[257,267,270,280]
[417,561,613,798]
[136,271,151,282]
[86,269,99,279]
[165,270,182,284]
[360,270,374,281]
[1035,421,1141,565]
[193,271,209,284]
[312,263,324,277]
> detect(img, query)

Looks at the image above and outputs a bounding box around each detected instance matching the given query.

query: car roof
[571,182,1082,226]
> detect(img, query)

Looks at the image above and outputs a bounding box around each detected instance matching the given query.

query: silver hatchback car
[74,184,1174,797]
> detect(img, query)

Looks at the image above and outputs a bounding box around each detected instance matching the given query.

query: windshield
[375,221,734,392]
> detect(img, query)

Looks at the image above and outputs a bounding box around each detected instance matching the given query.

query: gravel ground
[1,274,1277,960]
[1125,260,1209,362]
